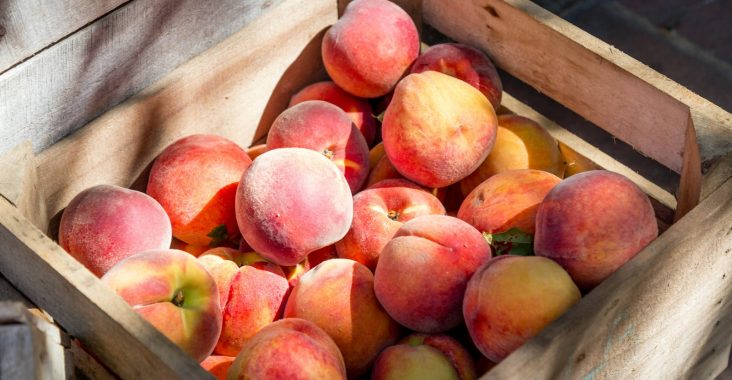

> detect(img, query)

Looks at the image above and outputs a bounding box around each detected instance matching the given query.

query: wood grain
[0,141,47,231]
[0,0,125,73]
[0,0,286,158]
[0,197,212,379]
[424,0,732,167]
[33,0,334,223]
[482,176,732,379]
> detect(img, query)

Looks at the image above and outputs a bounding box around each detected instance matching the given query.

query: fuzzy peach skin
[245,144,267,161]
[534,170,658,290]
[366,155,448,201]
[201,355,235,380]
[228,318,347,380]
[101,249,222,362]
[410,43,503,110]
[322,0,419,98]
[290,81,377,145]
[559,143,601,177]
[460,114,564,196]
[369,142,386,170]
[284,259,402,378]
[197,248,289,357]
[307,245,338,267]
[235,148,353,266]
[382,71,498,188]
[371,340,460,380]
[463,255,581,362]
[266,101,370,192]
[59,185,172,277]
[147,134,251,246]
[458,169,562,236]
[397,333,477,380]
[335,183,445,270]
[374,215,492,332]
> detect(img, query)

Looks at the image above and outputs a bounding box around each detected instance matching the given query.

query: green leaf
[206,224,229,248]
[485,227,534,257]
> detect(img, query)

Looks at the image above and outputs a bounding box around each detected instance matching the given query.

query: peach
[289,81,377,145]
[284,259,402,378]
[382,71,497,188]
[245,143,267,161]
[369,142,386,171]
[197,248,289,357]
[410,43,503,110]
[458,169,562,236]
[366,155,448,201]
[374,215,491,332]
[463,255,581,362]
[535,170,658,290]
[101,249,222,362]
[282,259,311,289]
[170,239,208,257]
[147,134,251,246]
[201,355,235,380]
[236,148,353,266]
[307,245,338,267]
[322,0,419,98]
[335,183,445,270]
[372,333,476,380]
[228,318,346,380]
[559,143,601,177]
[266,100,370,192]
[59,185,172,277]
[460,114,564,196]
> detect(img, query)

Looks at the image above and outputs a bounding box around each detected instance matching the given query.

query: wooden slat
[0,0,287,158]
[0,141,47,231]
[423,0,732,167]
[482,176,732,380]
[0,197,211,379]
[0,0,125,73]
[33,0,334,223]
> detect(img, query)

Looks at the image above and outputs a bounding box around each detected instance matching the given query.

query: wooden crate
[1,0,731,378]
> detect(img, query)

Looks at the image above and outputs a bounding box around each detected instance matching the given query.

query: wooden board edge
[674,113,702,221]
[0,141,48,231]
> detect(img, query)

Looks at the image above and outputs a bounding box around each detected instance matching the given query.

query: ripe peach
[559,143,601,177]
[59,185,172,277]
[266,100,370,192]
[410,43,503,110]
[290,81,377,145]
[458,169,562,236]
[374,215,491,332]
[245,144,267,161]
[366,154,448,201]
[147,134,251,246]
[228,318,347,380]
[382,71,497,188]
[197,248,289,357]
[460,114,564,196]
[200,355,234,380]
[284,259,402,377]
[307,245,338,267]
[101,249,222,362]
[463,255,581,362]
[371,335,468,380]
[236,148,353,266]
[322,0,419,98]
[335,183,445,270]
[535,170,658,290]
[369,142,386,170]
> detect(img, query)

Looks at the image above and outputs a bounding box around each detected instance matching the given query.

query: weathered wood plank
[424,0,732,166]
[0,0,125,73]
[33,0,334,223]
[0,141,47,231]
[482,175,732,380]
[0,0,287,158]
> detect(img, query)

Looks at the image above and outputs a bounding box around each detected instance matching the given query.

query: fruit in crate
[146,134,251,246]
[374,215,491,332]
[410,42,503,110]
[372,333,477,380]
[463,255,581,362]
[101,249,222,362]
[59,184,172,277]
[200,355,234,380]
[289,81,377,145]
[335,181,446,270]
[235,147,353,266]
[284,258,403,378]
[322,0,419,98]
[196,248,289,357]
[228,318,347,380]
[266,100,370,192]
[534,170,658,290]
[382,71,498,188]
[460,114,564,196]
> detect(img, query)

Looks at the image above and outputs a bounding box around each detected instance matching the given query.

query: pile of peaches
[57,0,659,378]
